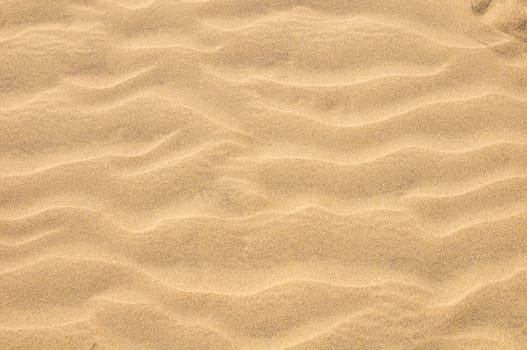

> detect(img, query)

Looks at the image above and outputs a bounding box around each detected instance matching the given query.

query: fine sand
[2,0,527,349]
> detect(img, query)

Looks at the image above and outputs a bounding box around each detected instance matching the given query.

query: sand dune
[1,0,527,349]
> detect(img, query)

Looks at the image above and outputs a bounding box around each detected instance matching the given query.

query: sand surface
[2,0,527,349]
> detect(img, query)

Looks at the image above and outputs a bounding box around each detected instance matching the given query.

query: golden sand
[1,0,527,349]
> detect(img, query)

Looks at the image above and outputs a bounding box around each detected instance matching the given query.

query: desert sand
[1,0,527,349]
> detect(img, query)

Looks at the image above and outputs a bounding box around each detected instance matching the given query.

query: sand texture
[2,0,527,349]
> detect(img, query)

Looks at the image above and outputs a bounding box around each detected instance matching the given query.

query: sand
[1,0,527,349]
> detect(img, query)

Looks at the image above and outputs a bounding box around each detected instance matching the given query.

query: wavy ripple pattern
[1,0,527,349]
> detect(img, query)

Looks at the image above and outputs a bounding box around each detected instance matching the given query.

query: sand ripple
[1,0,527,349]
